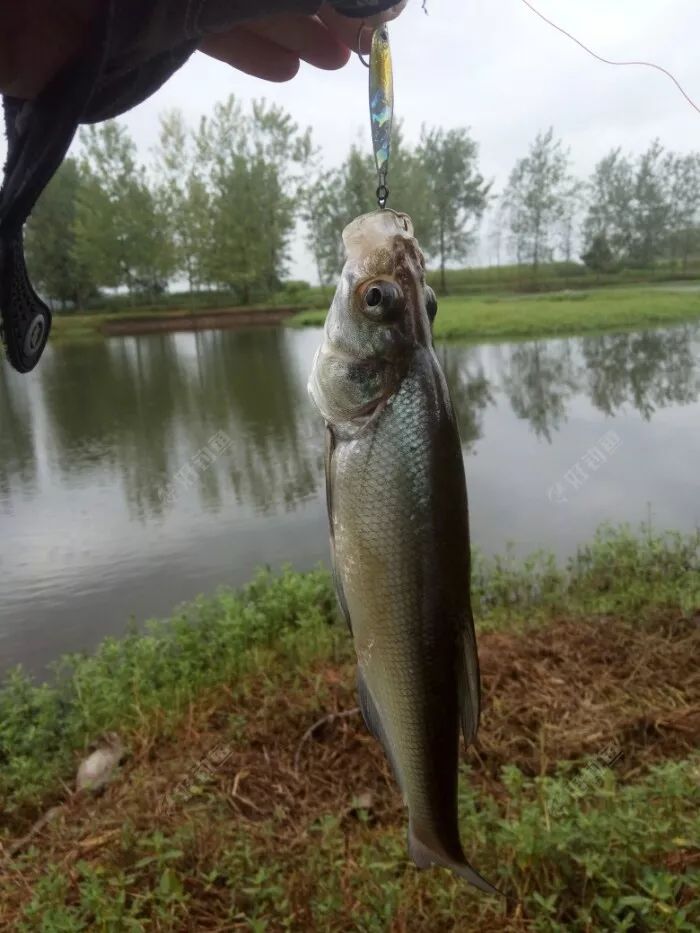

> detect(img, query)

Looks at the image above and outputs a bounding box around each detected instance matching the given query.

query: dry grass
[2,612,698,930]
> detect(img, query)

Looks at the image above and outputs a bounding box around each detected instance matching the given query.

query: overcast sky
[5,0,700,279]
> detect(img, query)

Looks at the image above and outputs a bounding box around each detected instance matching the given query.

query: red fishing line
[519,0,700,116]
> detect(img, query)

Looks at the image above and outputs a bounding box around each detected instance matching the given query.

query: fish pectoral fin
[408,827,503,898]
[356,667,403,793]
[458,619,481,747]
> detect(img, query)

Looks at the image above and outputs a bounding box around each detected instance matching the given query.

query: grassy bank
[291,286,700,341]
[1,525,699,930]
[47,270,700,347]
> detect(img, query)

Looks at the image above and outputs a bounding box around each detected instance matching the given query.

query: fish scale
[332,355,464,839]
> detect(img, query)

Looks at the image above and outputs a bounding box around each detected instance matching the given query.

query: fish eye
[360,280,403,321]
[366,286,383,308]
[425,286,438,324]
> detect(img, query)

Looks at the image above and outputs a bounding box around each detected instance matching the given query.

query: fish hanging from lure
[306,24,501,899]
[364,25,394,210]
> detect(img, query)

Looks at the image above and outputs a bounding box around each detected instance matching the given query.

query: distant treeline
[25,96,700,308]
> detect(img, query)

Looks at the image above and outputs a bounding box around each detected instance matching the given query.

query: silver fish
[308,210,499,895]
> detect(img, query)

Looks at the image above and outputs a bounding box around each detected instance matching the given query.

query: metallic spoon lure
[367,25,394,209]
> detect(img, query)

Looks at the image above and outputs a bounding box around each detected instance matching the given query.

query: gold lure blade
[369,25,393,208]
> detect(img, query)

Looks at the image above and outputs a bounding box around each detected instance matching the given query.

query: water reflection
[581,327,700,418]
[33,328,322,519]
[0,364,37,500]
[1,324,699,515]
[1,322,698,675]
[217,329,321,513]
[500,341,579,441]
[436,346,494,449]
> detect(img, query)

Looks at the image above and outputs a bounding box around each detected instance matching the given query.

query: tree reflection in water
[581,326,700,419]
[0,322,697,517]
[498,340,579,441]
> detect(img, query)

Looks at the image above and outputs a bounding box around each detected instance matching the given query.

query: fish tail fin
[408,826,503,898]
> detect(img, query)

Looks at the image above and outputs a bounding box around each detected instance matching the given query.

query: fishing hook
[358,25,370,68]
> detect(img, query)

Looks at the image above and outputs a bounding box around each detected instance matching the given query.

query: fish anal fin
[458,616,481,747]
[408,825,503,898]
[356,667,403,793]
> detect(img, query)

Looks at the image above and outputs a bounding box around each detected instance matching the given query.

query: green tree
[583,148,634,265]
[74,121,175,298]
[195,97,310,302]
[583,143,677,269]
[302,144,375,287]
[581,233,615,272]
[502,128,574,272]
[628,139,670,268]
[664,150,700,269]
[557,179,583,263]
[24,158,97,308]
[155,110,213,292]
[416,126,490,293]
[301,167,346,289]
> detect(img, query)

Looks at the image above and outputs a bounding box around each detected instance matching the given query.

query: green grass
[46,260,700,346]
[2,524,698,930]
[291,286,700,341]
[50,313,111,343]
[426,259,700,296]
[8,761,699,931]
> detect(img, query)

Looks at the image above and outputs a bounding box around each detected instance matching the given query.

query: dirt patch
[6,614,699,833]
[186,613,700,825]
[476,613,700,783]
[101,307,298,336]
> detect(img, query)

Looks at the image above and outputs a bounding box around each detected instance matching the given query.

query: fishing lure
[368,25,394,209]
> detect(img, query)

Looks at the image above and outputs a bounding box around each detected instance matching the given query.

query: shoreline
[47,285,700,346]
[51,305,301,342]
[100,306,298,336]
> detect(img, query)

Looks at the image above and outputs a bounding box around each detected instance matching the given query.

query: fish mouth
[342,209,414,262]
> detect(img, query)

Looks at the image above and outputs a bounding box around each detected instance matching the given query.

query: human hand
[0,1,408,98]
[202,3,408,81]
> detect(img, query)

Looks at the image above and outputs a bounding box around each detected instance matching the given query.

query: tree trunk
[440,222,447,295]
[533,207,541,276]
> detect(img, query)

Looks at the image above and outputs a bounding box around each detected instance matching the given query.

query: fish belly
[331,352,469,850]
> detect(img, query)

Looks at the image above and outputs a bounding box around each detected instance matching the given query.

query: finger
[200,27,300,82]
[248,14,351,71]
[318,6,373,53]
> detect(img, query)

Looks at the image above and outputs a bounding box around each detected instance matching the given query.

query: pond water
[1,322,699,676]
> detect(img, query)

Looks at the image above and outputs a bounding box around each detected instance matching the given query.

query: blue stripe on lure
[369,25,393,208]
